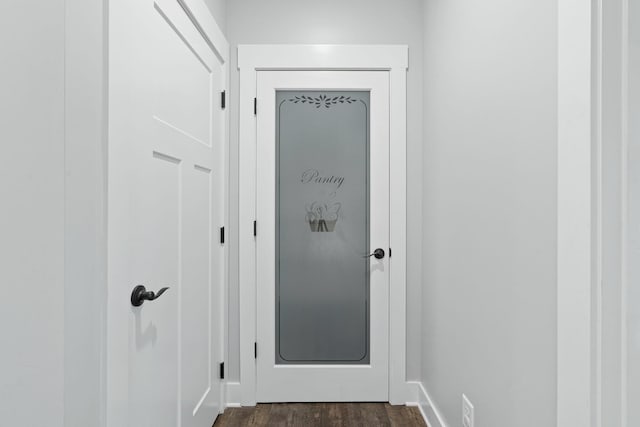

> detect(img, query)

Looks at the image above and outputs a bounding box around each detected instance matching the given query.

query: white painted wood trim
[408,382,448,427]
[233,381,418,410]
[180,2,231,414]
[594,3,604,425]
[557,1,595,426]
[179,0,231,414]
[224,382,242,408]
[620,1,630,425]
[389,66,409,406]
[218,54,230,417]
[238,54,259,407]
[238,45,409,406]
[179,0,229,63]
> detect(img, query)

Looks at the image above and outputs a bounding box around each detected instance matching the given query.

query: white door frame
[237,45,409,405]
[172,2,232,410]
[556,0,615,426]
[581,0,631,426]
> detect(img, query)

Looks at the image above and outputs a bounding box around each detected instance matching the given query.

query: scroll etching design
[287,94,358,109]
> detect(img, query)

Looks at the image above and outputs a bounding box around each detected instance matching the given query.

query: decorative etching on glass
[288,94,358,108]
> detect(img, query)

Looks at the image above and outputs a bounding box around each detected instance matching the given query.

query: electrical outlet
[462,394,474,427]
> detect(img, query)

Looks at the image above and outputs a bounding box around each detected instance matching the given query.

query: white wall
[0,2,107,426]
[0,2,66,425]
[204,0,227,34]
[226,0,424,383]
[421,1,557,426]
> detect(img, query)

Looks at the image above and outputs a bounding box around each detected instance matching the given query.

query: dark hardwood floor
[213,403,427,427]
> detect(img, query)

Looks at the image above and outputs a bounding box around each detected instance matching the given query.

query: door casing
[237,44,409,405]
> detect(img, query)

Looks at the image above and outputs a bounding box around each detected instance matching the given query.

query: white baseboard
[407,381,448,427]
[225,381,242,408]
[225,378,441,425]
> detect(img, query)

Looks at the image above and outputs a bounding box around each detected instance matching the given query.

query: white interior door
[107,0,226,426]
[256,71,390,402]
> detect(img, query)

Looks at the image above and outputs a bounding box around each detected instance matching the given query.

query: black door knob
[365,248,385,260]
[131,285,170,307]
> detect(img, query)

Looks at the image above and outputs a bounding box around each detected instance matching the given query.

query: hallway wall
[0,2,65,425]
[226,0,425,383]
[421,0,557,426]
[204,0,227,34]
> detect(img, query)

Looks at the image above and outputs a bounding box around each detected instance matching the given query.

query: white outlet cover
[462,394,474,427]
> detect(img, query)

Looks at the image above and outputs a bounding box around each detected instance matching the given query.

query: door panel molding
[557,1,598,426]
[107,0,228,424]
[238,45,408,406]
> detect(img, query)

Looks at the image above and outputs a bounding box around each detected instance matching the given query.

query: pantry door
[256,71,390,402]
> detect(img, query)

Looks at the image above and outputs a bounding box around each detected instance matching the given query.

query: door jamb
[176,0,232,412]
[557,0,601,425]
[237,45,409,405]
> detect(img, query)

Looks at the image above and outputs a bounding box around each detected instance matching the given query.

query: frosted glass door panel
[276,91,370,364]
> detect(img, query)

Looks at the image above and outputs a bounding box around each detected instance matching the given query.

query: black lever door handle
[364,248,385,260]
[131,285,170,307]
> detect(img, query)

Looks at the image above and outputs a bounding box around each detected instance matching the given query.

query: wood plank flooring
[213,403,427,427]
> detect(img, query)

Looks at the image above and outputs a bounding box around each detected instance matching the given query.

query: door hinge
[254,342,257,359]
[220,226,225,244]
[253,220,257,237]
[254,97,257,115]
[219,362,225,379]
[221,90,226,110]
[389,247,392,258]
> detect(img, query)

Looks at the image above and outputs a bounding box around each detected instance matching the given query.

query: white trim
[238,45,409,405]
[557,1,595,426]
[563,1,633,425]
[388,58,409,407]
[179,0,229,63]
[594,1,603,425]
[178,0,231,415]
[620,0,630,424]
[238,50,259,406]
[224,382,242,408]
[408,382,448,427]
[231,381,418,409]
